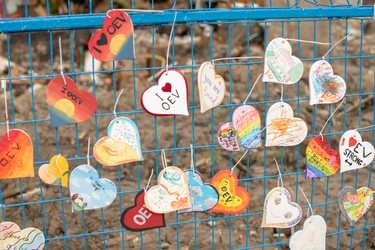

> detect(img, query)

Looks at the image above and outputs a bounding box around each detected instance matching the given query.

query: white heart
[263,38,304,84]
[141,69,189,116]
[339,130,375,173]
[198,62,225,113]
[265,102,308,147]
[289,215,326,250]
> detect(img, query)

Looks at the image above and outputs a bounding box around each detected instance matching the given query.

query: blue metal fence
[0,0,374,249]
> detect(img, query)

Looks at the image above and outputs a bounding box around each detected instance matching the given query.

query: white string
[106,9,163,17]
[55,154,64,173]
[113,89,124,117]
[59,37,67,86]
[190,144,195,172]
[166,12,178,74]
[355,124,375,131]
[243,73,263,105]
[161,149,168,169]
[144,169,154,192]
[319,98,346,138]
[322,33,351,60]
[87,137,91,166]
[212,56,263,65]
[373,4,375,20]
[298,187,314,218]
[273,158,283,187]
[230,150,249,175]
[280,85,284,102]
[2,80,10,140]
[285,38,330,45]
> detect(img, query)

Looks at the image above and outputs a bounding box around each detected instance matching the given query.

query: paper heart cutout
[121,190,166,232]
[265,102,308,147]
[46,76,97,128]
[38,155,69,187]
[262,187,302,228]
[144,166,190,213]
[309,60,346,105]
[337,186,373,226]
[141,69,189,116]
[93,117,143,166]
[305,136,340,179]
[289,215,326,250]
[0,129,34,179]
[198,62,225,113]
[69,164,117,212]
[217,105,262,151]
[339,130,375,173]
[178,170,219,213]
[0,221,45,250]
[209,170,250,214]
[263,38,304,84]
[88,10,135,61]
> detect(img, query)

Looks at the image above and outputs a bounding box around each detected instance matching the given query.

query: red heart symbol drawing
[88,10,135,61]
[161,82,172,93]
[46,76,97,128]
[121,190,166,232]
[349,137,357,147]
[0,129,34,179]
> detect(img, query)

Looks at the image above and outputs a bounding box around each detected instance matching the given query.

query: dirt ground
[1,3,375,250]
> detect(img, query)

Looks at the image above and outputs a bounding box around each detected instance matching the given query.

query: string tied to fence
[165,12,178,75]
[319,98,346,140]
[144,168,154,192]
[322,33,351,60]
[2,80,10,140]
[87,137,91,166]
[230,150,249,176]
[243,73,263,105]
[298,187,314,218]
[211,56,263,66]
[113,89,124,117]
[190,144,195,173]
[354,124,375,132]
[58,37,67,86]
[161,149,168,169]
[273,158,283,188]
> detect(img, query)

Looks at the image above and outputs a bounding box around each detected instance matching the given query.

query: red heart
[0,129,34,179]
[46,76,97,128]
[349,137,357,147]
[121,190,166,231]
[161,83,172,93]
[88,10,134,61]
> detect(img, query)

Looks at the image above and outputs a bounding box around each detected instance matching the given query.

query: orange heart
[209,170,250,214]
[0,129,34,179]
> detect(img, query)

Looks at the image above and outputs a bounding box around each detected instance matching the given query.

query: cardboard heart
[337,186,373,226]
[309,60,346,105]
[305,136,340,179]
[198,62,225,113]
[0,221,45,250]
[141,69,189,116]
[289,215,326,250]
[265,102,307,147]
[262,187,302,228]
[38,155,69,187]
[88,10,135,61]
[209,170,250,214]
[178,170,219,213]
[217,105,262,151]
[69,164,117,212]
[263,38,304,84]
[94,117,143,166]
[0,129,34,179]
[144,166,191,213]
[339,130,374,173]
[46,76,97,128]
[121,190,166,232]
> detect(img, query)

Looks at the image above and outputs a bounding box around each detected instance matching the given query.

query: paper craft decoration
[46,76,97,128]
[262,187,302,228]
[0,221,45,250]
[339,130,374,173]
[289,215,326,250]
[305,136,340,179]
[265,102,307,147]
[38,155,69,187]
[309,60,346,105]
[197,62,225,113]
[141,69,189,116]
[217,105,262,151]
[263,38,303,84]
[121,190,166,232]
[144,166,190,213]
[0,129,34,179]
[94,117,143,166]
[209,170,250,214]
[337,186,373,226]
[69,164,117,212]
[88,10,135,61]
[179,170,219,213]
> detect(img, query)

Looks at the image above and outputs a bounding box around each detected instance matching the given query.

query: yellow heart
[38,155,69,187]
